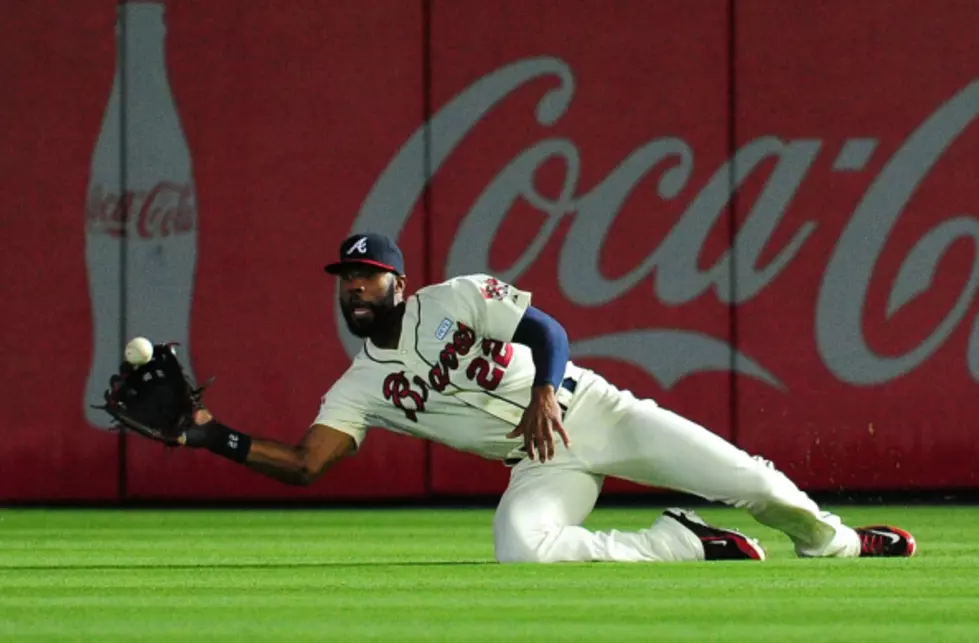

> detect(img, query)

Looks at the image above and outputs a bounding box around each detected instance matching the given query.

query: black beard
[341,284,398,339]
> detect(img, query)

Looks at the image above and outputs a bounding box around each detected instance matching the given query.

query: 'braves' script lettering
[428,323,477,392]
[341,56,979,390]
[382,372,429,422]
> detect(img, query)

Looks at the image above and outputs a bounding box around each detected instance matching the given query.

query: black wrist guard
[204,422,252,464]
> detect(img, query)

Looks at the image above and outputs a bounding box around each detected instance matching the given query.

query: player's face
[337,266,404,338]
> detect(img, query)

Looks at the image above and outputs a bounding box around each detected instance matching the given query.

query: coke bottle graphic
[84,0,198,429]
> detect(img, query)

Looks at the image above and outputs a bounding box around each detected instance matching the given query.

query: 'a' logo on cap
[347,237,368,255]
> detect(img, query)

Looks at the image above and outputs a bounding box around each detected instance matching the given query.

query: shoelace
[860,531,886,554]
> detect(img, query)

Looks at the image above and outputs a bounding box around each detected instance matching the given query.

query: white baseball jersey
[313,275,860,566]
[313,274,582,462]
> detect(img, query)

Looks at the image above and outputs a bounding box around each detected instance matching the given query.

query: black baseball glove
[93,342,212,446]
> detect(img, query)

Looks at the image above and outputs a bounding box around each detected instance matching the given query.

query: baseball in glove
[93,342,212,446]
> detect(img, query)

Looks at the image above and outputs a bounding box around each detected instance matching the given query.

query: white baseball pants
[492,368,861,563]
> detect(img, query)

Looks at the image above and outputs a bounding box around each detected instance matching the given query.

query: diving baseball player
[101,233,917,563]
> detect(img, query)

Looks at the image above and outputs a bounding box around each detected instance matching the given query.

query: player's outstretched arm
[242,424,355,486]
[181,411,356,486]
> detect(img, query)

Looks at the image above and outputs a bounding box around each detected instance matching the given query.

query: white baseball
[124,337,154,366]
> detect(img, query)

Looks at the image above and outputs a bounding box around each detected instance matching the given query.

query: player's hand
[507,385,571,463]
[177,408,218,448]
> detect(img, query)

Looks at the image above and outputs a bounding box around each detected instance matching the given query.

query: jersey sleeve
[311,377,371,450]
[448,274,533,341]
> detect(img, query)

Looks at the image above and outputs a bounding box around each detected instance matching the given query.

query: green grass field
[1,505,977,642]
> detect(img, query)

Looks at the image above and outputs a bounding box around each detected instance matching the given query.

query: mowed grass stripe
[0,507,977,642]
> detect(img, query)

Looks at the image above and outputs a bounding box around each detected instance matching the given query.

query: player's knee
[495,533,543,564]
[494,524,553,564]
[495,540,553,564]
[495,545,537,564]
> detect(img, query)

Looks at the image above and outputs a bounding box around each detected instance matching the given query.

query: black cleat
[664,508,766,561]
[856,526,917,557]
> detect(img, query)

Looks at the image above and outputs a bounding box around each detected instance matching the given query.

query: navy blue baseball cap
[324,233,406,276]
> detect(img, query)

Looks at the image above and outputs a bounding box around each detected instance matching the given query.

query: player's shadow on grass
[1,561,495,571]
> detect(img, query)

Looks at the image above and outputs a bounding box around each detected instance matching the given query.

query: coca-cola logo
[338,56,979,390]
[86,181,197,238]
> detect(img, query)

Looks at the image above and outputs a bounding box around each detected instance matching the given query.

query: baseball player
[103,232,917,563]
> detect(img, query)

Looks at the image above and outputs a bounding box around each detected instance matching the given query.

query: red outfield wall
[2,0,978,502]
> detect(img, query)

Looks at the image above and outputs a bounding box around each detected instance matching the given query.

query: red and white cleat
[663,508,766,561]
[856,526,917,557]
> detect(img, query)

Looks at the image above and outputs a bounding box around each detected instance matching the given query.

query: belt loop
[561,376,577,394]
[558,375,577,416]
